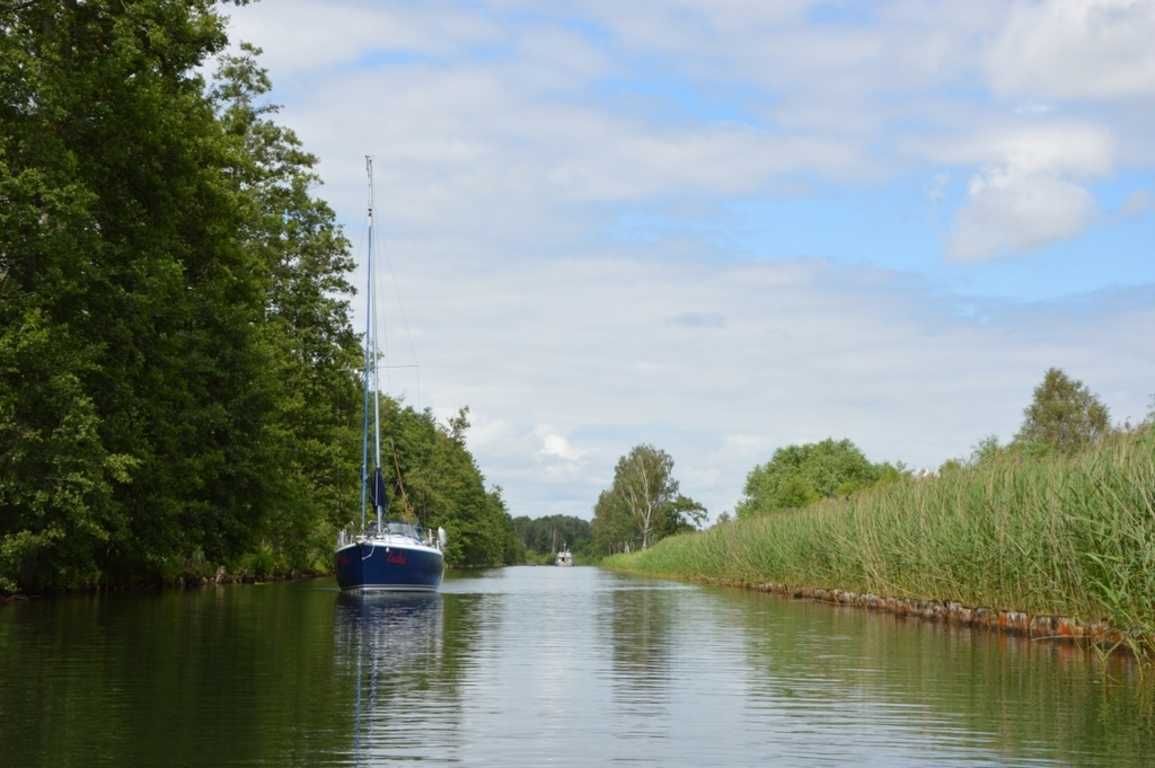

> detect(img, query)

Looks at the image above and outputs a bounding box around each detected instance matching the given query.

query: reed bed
[605,427,1155,652]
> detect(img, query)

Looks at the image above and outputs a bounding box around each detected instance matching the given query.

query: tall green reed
[606,428,1155,641]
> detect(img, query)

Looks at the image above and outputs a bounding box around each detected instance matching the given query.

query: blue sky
[227,0,1155,520]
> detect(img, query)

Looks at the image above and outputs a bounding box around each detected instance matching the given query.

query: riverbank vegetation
[0,1,517,594]
[606,370,1155,654]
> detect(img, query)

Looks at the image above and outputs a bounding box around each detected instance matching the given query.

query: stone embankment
[695,577,1137,650]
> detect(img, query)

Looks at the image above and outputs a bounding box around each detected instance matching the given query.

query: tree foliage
[736,438,904,518]
[367,399,520,569]
[511,515,592,557]
[0,1,513,591]
[1,0,270,590]
[1016,368,1110,454]
[590,445,705,554]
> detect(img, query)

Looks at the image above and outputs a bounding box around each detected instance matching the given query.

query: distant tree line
[511,515,593,559]
[0,1,516,592]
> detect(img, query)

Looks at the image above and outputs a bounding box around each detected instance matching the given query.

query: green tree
[511,514,593,556]
[937,458,964,476]
[667,494,707,535]
[618,445,674,550]
[736,438,887,518]
[590,445,704,553]
[591,489,634,555]
[209,45,362,573]
[374,398,519,568]
[1016,368,1110,453]
[1,0,273,588]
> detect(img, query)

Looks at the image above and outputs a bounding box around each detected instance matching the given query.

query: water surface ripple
[1,567,1150,766]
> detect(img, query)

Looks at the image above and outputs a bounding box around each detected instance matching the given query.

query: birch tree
[591,444,705,553]
[619,446,674,549]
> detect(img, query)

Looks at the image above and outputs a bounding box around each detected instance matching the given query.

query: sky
[225,0,1155,521]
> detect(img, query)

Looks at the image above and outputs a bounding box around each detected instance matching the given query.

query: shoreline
[2,564,547,602]
[0,567,327,603]
[604,566,1145,658]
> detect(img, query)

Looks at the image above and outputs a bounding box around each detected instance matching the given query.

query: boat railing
[337,524,446,551]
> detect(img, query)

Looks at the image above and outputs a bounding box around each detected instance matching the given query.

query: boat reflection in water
[334,592,451,764]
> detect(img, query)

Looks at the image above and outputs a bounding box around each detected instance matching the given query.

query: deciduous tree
[1016,368,1110,453]
[591,445,704,553]
[736,439,895,518]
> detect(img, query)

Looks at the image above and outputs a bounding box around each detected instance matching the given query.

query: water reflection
[593,575,1155,767]
[1,571,1153,767]
[333,593,443,766]
[333,592,444,674]
[725,587,1155,767]
[604,583,675,729]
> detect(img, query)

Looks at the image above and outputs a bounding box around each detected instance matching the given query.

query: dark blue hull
[335,541,444,592]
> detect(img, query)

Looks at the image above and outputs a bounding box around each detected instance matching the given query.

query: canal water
[1,567,1151,766]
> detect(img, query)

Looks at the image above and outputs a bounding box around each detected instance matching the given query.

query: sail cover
[369,467,390,512]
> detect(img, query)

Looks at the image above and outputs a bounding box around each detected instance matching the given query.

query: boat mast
[367,156,384,537]
[359,157,373,535]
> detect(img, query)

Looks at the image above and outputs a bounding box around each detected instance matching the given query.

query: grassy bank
[605,427,1155,653]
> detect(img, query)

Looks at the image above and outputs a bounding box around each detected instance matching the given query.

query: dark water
[2,567,1152,767]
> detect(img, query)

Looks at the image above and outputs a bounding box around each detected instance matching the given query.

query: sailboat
[335,156,446,592]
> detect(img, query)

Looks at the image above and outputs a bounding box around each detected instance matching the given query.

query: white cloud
[723,433,772,456]
[225,0,1154,266]
[466,415,513,451]
[1014,102,1053,116]
[226,1,501,74]
[988,0,1155,101]
[921,122,1115,262]
[917,122,1116,177]
[256,65,865,251]
[538,430,585,463]
[514,27,610,89]
[949,172,1096,263]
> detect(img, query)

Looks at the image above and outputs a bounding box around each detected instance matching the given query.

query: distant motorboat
[335,157,445,592]
[555,547,574,567]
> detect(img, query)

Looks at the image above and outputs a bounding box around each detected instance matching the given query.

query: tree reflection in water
[603,583,676,736]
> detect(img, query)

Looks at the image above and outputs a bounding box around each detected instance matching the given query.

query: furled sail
[368,466,389,514]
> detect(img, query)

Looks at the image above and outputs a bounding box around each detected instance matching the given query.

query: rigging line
[376,260,392,396]
[357,183,371,536]
[379,212,424,411]
[388,437,415,522]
